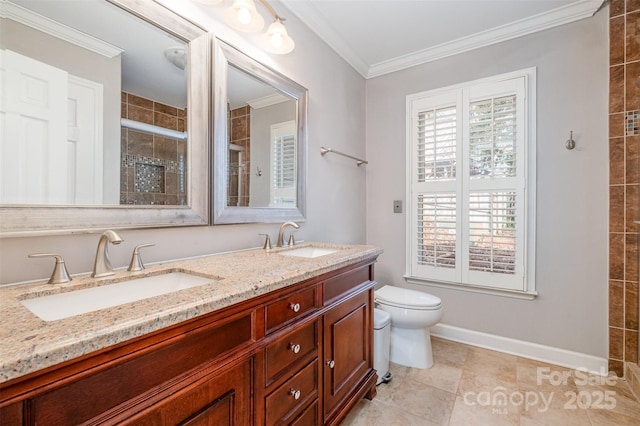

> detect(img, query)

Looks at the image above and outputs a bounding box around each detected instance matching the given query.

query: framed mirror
[0,0,210,236]
[212,40,307,224]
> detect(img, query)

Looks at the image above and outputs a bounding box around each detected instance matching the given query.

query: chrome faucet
[277,222,300,247]
[91,230,123,278]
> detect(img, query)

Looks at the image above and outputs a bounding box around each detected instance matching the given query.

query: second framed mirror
[212,40,307,224]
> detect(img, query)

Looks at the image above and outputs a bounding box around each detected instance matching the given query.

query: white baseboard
[431,323,609,376]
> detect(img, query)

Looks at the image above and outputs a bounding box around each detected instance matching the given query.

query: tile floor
[342,338,640,425]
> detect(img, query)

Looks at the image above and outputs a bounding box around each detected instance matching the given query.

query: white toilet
[374,286,443,369]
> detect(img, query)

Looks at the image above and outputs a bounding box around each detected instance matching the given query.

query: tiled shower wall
[228,105,251,207]
[609,0,640,377]
[120,92,187,205]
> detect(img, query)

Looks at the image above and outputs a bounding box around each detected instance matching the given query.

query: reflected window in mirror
[270,120,296,207]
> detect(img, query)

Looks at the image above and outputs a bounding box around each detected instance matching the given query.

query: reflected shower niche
[120,92,187,206]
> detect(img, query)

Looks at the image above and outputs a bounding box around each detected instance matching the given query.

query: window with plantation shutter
[406,69,536,297]
[270,120,296,206]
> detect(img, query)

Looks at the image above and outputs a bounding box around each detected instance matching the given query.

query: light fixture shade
[224,0,264,32]
[262,20,295,54]
[164,46,186,70]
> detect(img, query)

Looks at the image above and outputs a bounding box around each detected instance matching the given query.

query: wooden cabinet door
[128,358,253,426]
[322,290,372,420]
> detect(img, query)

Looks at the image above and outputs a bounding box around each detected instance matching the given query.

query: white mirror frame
[0,0,210,237]
[212,40,307,224]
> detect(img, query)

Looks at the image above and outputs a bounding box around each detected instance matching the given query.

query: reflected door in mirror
[0,0,188,206]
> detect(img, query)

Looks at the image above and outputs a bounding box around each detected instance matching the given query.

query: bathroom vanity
[0,243,381,425]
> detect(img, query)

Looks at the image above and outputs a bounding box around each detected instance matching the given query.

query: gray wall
[365,8,609,357]
[0,6,366,284]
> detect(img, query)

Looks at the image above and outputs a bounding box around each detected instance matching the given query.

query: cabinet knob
[289,343,301,354]
[290,302,301,313]
[290,389,301,400]
[326,359,335,369]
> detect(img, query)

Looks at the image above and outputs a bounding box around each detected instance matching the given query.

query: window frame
[404,68,537,299]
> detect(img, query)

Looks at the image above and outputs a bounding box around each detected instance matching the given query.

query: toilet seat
[375,286,442,310]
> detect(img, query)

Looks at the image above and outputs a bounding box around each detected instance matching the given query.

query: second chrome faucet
[276,221,300,247]
[91,230,123,278]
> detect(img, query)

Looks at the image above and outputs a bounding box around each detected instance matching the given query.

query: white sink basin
[279,247,339,258]
[21,272,216,322]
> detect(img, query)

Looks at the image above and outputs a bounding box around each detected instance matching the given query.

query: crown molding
[282,0,604,79]
[247,92,290,109]
[0,0,123,58]
[367,0,604,78]
[280,0,370,77]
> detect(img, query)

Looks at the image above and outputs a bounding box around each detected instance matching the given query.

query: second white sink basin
[21,271,217,322]
[279,247,339,258]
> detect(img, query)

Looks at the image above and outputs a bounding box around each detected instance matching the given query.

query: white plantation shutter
[468,95,517,179]
[410,91,461,282]
[408,71,532,293]
[274,135,295,187]
[417,193,457,269]
[271,121,296,206]
[418,106,457,182]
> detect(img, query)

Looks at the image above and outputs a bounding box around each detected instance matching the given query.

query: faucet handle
[28,253,72,284]
[288,231,297,247]
[259,233,272,250]
[128,244,155,272]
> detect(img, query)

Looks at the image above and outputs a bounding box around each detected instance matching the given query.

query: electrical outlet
[393,200,402,213]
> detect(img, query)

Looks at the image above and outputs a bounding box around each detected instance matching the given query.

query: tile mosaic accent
[135,163,165,193]
[121,154,179,173]
[626,110,640,136]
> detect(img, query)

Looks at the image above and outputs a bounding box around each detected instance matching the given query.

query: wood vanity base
[0,258,378,425]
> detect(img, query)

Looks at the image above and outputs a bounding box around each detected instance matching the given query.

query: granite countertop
[0,242,382,384]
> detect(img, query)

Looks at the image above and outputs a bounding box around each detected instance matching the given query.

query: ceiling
[279,0,605,78]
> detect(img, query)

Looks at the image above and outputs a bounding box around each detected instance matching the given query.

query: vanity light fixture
[194,0,295,54]
[262,17,295,54]
[224,0,265,32]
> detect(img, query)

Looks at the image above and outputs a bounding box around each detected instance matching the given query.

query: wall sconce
[194,0,295,54]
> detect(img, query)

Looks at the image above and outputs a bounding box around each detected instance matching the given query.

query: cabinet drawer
[31,312,254,425]
[128,358,253,426]
[323,265,371,304]
[266,285,318,334]
[265,360,318,425]
[290,400,318,426]
[265,320,318,385]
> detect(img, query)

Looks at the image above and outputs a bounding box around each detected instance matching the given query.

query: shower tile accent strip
[608,0,640,380]
[626,110,640,135]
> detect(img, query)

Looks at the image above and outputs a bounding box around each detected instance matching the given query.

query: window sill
[404,275,538,300]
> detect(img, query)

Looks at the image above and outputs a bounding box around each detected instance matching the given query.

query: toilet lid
[375,285,442,309]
